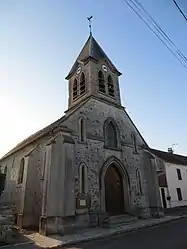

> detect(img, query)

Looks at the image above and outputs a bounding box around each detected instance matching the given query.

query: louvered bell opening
[108,83,115,97]
[99,78,106,93]
[73,79,78,100]
[80,80,86,95]
[73,90,78,100]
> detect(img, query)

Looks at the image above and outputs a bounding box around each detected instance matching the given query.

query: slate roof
[65,34,121,79]
[0,116,72,161]
[148,148,187,166]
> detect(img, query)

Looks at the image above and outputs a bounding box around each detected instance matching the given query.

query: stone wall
[0,216,14,245]
[63,98,145,146]
[0,144,35,212]
[61,98,160,220]
[72,137,151,218]
[0,203,16,245]
[0,136,52,228]
[22,145,45,228]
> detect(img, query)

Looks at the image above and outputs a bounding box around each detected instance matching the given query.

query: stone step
[103,214,138,228]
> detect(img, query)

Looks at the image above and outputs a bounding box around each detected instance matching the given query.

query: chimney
[168,147,173,154]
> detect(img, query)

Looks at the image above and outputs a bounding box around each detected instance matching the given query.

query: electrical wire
[133,0,187,63]
[124,0,187,68]
[173,0,187,22]
[127,0,187,65]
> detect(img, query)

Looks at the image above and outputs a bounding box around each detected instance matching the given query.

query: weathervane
[87,16,93,35]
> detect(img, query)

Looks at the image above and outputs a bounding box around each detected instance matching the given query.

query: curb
[45,215,187,248]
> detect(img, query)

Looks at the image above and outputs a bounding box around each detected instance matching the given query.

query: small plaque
[80,199,86,206]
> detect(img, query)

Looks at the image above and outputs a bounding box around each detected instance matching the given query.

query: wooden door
[105,165,125,216]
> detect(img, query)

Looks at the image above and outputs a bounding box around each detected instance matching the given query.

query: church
[0,33,162,235]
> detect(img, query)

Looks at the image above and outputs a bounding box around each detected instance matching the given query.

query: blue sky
[0,0,186,157]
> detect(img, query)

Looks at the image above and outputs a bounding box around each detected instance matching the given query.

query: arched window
[79,117,86,142]
[132,132,137,153]
[80,72,86,95]
[73,78,78,100]
[79,164,88,194]
[108,75,115,97]
[4,166,7,175]
[136,169,142,195]
[106,121,118,148]
[18,158,25,184]
[98,71,105,93]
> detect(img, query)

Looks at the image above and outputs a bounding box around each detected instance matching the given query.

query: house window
[177,168,182,180]
[108,75,115,97]
[79,164,88,194]
[18,158,25,184]
[105,121,118,148]
[80,72,86,95]
[136,169,142,195]
[73,78,78,100]
[98,71,105,93]
[79,117,86,142]
[131,132,138,153]
[176,188,183,201]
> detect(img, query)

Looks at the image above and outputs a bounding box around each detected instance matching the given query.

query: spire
[65,35,121,80]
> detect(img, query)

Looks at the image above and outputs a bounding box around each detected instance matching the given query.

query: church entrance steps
[102,214,138,228]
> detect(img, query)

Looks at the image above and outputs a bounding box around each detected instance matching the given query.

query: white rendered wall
[165,162,187,208]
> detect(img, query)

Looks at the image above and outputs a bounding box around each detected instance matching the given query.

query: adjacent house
[146,148,187,209]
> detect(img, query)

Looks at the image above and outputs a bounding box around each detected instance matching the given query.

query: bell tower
[65,33,122,111]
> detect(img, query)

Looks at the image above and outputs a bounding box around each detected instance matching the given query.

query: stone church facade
[0,34,162,235]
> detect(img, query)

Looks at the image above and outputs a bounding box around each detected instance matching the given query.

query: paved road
[65,218,187,249]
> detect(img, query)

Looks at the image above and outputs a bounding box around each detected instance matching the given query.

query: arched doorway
[105,164,125,216]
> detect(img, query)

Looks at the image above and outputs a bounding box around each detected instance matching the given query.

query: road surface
[65,218,187,249]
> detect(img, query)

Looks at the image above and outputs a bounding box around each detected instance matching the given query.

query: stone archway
[100,157,131,216]
[105,164,124,215]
